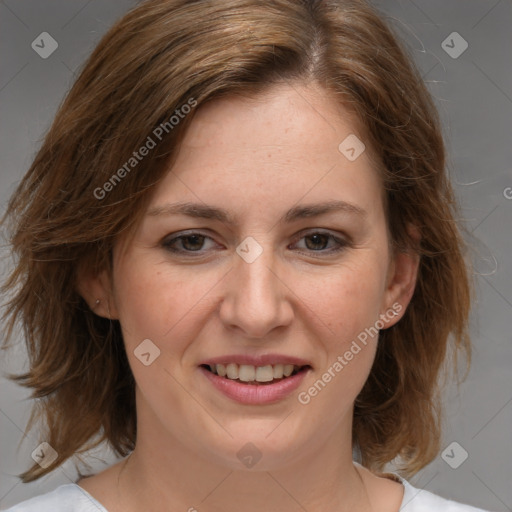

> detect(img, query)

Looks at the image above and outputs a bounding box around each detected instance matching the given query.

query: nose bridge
[236,234,280,307]
[221,235,291,337]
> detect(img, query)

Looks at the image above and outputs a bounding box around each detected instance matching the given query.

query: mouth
[200,363,311,386]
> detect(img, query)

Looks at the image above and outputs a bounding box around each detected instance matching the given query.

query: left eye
[293,232,346,253]
[162,231,347,255]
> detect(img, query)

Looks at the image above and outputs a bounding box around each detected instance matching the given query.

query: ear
[76,267,120,320]
[379,226,420,329]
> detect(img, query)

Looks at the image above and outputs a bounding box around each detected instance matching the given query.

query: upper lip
[200,354,313,368]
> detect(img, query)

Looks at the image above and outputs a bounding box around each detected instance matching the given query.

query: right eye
[162,231,219,255]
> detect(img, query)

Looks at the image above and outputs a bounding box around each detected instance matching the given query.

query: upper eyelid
[164,228,345,241]
[162,229,348,250]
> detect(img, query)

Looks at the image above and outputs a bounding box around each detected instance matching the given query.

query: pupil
[183,235,204,251]
[306,233,327,250]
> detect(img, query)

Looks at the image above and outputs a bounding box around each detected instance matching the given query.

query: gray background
[1,0,511,510]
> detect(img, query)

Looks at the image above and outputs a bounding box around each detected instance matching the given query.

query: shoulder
[354,463,494,512]
[398,476,494,512]
[2,484,108,512]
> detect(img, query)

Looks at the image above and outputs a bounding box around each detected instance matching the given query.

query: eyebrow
[147,200,366,225]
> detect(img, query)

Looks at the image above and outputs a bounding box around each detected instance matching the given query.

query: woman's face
[104,82,416,470]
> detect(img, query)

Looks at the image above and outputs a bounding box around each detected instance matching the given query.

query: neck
[115,400,372,512]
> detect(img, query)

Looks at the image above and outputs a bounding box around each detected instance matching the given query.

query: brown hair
[1,0,471,482]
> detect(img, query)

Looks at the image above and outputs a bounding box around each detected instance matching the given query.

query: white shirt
[2,473,493,511]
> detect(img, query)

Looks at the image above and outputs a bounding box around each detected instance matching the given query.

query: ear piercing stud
[93,298,113,319]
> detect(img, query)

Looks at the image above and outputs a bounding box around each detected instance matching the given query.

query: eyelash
[161,230,349,257]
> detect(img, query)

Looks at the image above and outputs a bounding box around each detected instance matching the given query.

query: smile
[202,363,307,384]
[199,362,312,405]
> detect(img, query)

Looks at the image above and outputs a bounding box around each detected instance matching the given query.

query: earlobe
[76,268,119,320]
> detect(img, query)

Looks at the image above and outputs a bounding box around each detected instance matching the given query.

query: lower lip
[199,366,310,405]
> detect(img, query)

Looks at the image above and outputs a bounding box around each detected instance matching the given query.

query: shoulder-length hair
[1,0,471,482]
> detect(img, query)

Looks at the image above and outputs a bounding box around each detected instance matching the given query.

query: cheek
[112,253,214,352]
[298,255,388,346]
[294,261,386,414]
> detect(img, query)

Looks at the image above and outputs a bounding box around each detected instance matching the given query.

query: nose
[218,240,294,339]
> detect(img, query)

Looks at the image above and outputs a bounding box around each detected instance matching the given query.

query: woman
[1,0,494,511]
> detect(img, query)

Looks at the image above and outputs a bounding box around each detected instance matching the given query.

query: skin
[77,81,419,512]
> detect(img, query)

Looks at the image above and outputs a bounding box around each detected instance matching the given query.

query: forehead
[149,82,384,222]
[182,82,366,155]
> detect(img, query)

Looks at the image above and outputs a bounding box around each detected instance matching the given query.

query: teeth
[255,365,274,382]
[273,364,284,379]
[238,364,256,382]
[226,363,238,379]
[283,364,294,377]
[208,363,305,382]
